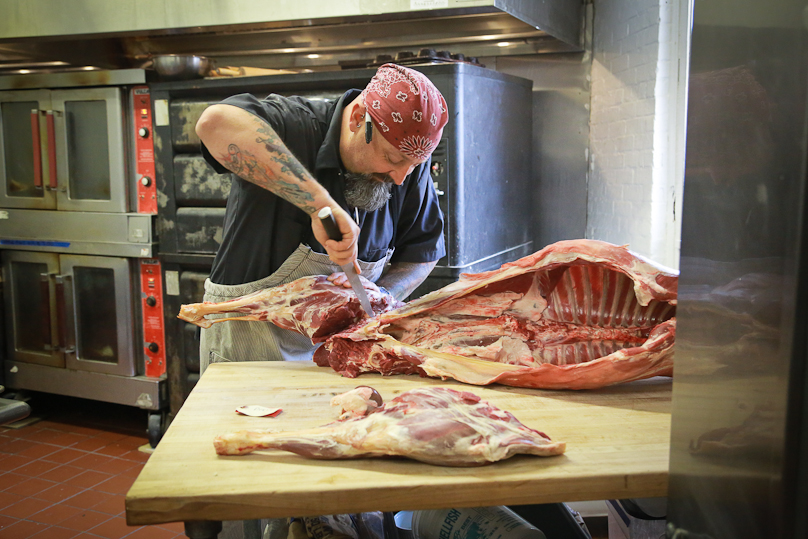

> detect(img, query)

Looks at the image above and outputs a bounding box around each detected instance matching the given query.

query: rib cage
[539,340,637,366]
[382,264,676,368]
[543,264,675,328]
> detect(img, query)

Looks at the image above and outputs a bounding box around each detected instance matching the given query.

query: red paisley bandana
[360,63,449,160]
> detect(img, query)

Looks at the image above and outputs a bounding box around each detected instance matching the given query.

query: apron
[199,243,393,373]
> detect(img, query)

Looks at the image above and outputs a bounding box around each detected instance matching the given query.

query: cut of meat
[314,240,678,389]
[177,275,402,342]
[213,387,565,466]
[178,239,678,390]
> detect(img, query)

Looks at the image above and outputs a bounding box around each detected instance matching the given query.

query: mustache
[370,173,395,184]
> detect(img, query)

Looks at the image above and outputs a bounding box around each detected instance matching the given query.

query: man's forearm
[377,260,438,301]
[197,105,333,215]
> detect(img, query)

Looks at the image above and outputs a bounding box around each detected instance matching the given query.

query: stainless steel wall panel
[426,65,533,276]
[495,53,591,251]
[667,2,808,537]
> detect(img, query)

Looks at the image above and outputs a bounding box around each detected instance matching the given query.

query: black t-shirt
[202,90,446,285]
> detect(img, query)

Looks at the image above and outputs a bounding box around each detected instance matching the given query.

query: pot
[151,55,211,81]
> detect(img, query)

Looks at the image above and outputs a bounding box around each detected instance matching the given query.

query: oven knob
[148,342,160,353]
[430,161,444,177]
[140,176,151,187]
[138,127,150,138]
[146,295,157,307]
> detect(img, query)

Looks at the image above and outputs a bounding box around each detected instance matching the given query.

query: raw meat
[178,239,678,390]
[315,239,678,389]
[330,386,383,420]
[213,387,565,466]
[178,275,402,342]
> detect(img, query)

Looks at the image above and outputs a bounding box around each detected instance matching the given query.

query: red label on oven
[140,259,166,377]
[134,86,157,215]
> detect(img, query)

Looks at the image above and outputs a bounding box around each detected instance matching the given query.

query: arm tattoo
[255,123,312,183]
[377,260,438,301]
[216,117,319,214]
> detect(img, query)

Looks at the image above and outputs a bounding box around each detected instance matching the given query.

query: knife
[318,207,375,317]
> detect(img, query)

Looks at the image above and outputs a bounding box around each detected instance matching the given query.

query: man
[195,64,449,370]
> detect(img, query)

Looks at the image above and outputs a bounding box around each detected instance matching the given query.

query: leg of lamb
[179,240,678,390]
[213,387,565,466]
[177,275,402,341]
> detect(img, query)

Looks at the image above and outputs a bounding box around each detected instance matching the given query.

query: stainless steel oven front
[0,71,166,432]
[3,251,137,376]
[0,69,159,215]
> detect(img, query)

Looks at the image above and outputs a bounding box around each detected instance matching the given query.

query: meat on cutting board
[214,387,565,466]
[179,239,678,390]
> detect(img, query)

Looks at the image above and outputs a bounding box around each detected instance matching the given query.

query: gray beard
[343,172,394,212]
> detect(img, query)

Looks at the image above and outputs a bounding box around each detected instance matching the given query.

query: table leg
[244,519,262,539]
[184,520,223,539]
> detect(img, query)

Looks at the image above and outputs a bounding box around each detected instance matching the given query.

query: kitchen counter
[125,361,671,531]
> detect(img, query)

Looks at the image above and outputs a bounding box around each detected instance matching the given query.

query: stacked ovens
[150,64,532,415]
[0,70,167,442]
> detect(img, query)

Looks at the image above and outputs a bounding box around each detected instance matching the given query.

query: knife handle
[318,207,362,275]
[318,207,342,241]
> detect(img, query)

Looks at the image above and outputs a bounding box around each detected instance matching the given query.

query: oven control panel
[140,259,166,377]
[133,87,157,214]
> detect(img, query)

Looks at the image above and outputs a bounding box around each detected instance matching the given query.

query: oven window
[74,266,118,362]
[65,100,111,201]
[12,261,50,352]
[2,101,43,199]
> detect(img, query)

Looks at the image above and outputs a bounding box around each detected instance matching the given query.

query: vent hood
[0,0,583,73]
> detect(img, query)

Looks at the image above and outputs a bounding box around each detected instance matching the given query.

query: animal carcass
[179,240,678,390]
[214,386,565,466]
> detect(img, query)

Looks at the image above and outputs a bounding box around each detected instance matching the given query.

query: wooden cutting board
[125,361,671,525]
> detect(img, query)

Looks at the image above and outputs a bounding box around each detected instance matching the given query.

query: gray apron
[199,243,393,373]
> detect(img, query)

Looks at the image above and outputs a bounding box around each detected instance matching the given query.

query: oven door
[0,90,57,210]
[2,250,63,367]
[60,254,137,376]
[51,88,128,213]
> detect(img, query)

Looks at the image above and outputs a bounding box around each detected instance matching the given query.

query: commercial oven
[0,82,158,214]
[0,70,167,443]
[149,63,533,415]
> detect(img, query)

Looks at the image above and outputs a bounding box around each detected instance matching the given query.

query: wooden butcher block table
[126,361,671,535]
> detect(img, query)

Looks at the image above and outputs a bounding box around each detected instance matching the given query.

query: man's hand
[311,205,360,268]
[327,271,381,291]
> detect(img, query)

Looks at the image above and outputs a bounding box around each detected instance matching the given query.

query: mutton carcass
[179,239,678,390]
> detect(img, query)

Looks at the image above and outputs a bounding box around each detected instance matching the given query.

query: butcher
[195,63,449,370]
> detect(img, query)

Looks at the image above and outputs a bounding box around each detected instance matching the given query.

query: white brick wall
[587,0,687,269]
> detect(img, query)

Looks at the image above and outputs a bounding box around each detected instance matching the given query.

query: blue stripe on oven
[0,240,71,248]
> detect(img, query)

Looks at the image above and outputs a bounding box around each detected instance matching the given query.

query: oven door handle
[54,274,75,354]
[30,109,43,190]
[45,110,58,191]
[39,272,54,350]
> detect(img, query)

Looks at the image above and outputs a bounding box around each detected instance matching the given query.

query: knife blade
[318,207,375,317]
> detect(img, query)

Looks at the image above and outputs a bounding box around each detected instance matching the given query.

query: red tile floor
[0,392,185,539]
